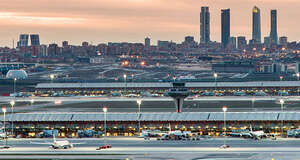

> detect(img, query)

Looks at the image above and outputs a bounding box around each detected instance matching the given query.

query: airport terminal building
[1,112,300,138]
[35,81,300,96]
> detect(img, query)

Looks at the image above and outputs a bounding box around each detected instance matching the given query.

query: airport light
[251,97,255,111]
[103,106,107,145]
[13,78,17,95]
[213,72,218,96]
[131,74,134,83]
[222,106,227,148]
[10,100,15,137]
[137,99,142,136]
[123,74,127,95]
[279,76,283,97]
[30,99,34,106]
[50,74,55,94]
[280,99,284,137]
[297,73,300,96]
[2,107,8,147]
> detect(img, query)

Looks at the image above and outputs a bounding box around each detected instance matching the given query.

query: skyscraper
[200,7,210,44]
[252,6,261,44]
[269,10,278,44]
[30,34,40,46]
[237,36,247,49]
[17,34,29,47]
[221,9,230,48]
[145,37,150,48]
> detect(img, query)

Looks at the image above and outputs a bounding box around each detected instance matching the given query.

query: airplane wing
[30,141,53,145]
[71,142,86,145]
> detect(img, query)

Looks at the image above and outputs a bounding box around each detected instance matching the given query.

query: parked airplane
[31,132,84,149]
[239,125,267,140]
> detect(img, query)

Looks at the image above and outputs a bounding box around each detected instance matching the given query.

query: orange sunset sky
[0,0,299,47]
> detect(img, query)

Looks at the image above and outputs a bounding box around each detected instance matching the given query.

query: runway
[1,137,300,159]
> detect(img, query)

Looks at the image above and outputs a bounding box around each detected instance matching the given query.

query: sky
[0,0,300,47]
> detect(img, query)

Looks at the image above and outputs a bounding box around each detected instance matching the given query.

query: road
[1,137,300,159]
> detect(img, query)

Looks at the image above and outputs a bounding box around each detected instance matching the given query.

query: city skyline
[0,0,300,47]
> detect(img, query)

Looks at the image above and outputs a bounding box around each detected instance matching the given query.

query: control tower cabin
[167,82,190,113]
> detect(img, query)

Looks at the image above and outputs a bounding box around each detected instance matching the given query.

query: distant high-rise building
[82,41,89,47]
[62,41,69,48]
[237,36,247,49]
[252,6,261,44]
[145,37,150,48]
[184,36,194,43]
[200,6,210,43]
[279,36,288,46]
[157,40,169,50]
[221,9,230,48]
[17,34,29,47]
[48,43,59,56]
[30,34,40,46]
[264,36,271,46]
[230,37,237,49]
[269,10,278,44]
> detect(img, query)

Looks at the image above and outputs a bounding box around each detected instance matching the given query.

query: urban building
[230,37,237,49]
[264,36,271,47]
[48,43,59,56]
[30,34,40,46]
[279,36,288,46]
[221,9,230,48]
[145,37,150,48]
[252,6,261,44]
[82,42,89,47]
[17,34,29,47]
[62,41,69,48]
[269,10,278,44]
[157,40,170,50]
[200,6,210,44]
[237,36,247,49]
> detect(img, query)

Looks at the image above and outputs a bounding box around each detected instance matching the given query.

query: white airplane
[31,133,83,149]
[240,125,266,140]
[0,132,6,139]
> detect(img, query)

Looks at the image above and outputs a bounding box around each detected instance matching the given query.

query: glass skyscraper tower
[221,9,230,48]
[252,6,261,44]
[200,6,210,44]
[269,10,278,44]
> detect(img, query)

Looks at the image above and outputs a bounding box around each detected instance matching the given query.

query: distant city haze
[0,0,299,47]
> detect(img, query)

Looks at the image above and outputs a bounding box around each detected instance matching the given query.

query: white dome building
[6,70,28,79]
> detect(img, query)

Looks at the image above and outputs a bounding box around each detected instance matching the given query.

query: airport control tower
[167,82,190,113]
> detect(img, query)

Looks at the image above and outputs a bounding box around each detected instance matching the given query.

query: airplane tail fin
[53,130,56,142]
[250,124,253,132]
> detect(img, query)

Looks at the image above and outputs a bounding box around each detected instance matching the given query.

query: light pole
[10,100,15,137]
[50,74,55,94]
[251,97,255,111]
[279,75,283,97]
[13,78,16,94]
[137,99,142,136]
[280,99,284,137]
[297,73,300,96]
[123,74,127,95]
[103,107,107,145]
[2,107,8,147]
[131,74,134,83]
[222,106,227,147]
[30,99,34,106]
[213,73,218,96]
